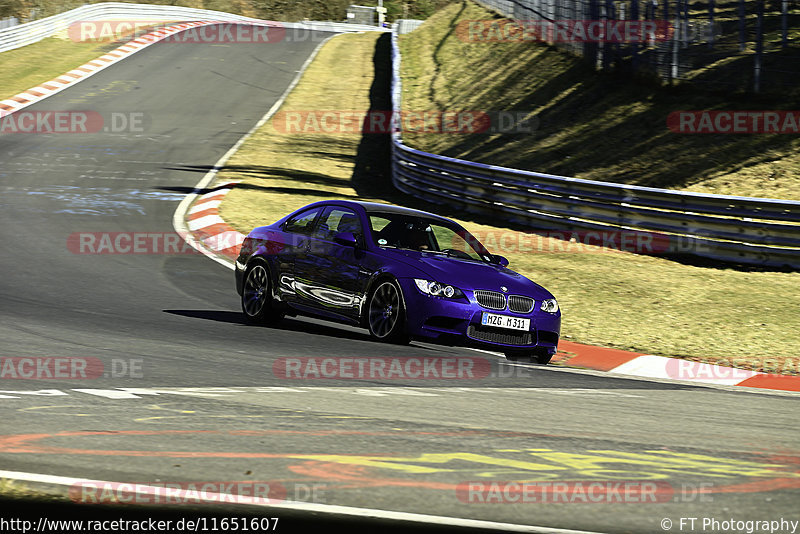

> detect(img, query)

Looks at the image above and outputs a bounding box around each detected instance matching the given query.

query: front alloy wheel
[242,263,282,324]
[367,280,409,344]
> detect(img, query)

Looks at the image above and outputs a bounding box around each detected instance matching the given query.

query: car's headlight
[414,279,464,299]
[540,298,559,313]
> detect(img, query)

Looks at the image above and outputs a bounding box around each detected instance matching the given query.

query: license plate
[481,312,530,331]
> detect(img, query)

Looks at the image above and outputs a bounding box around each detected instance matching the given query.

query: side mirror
[492,254,509,267]
[333,232,358,247]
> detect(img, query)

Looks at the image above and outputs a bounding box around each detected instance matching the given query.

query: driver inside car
[377,220,432,251]
[404,227,431,251]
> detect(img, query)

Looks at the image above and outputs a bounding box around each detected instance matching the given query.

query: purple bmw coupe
[235,200,560,364]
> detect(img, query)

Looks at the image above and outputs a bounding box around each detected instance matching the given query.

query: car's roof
[298,200,456,224]
[319,200,456,225]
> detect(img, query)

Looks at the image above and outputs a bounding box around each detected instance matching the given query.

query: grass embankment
[398,1,800,200]
[0,37,128,99]
[0,479,67,502]
[1,0,258,22]
[216,32,800,375]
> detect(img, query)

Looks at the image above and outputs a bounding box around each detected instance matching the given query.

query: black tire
[535,350,553,365]
[367,279,410,344]
[241,263,283,325]
[504,351,533,363]
[505,349,552,365]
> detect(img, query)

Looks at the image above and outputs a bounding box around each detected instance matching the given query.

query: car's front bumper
[234,258,246,295]
[398,278,561,354]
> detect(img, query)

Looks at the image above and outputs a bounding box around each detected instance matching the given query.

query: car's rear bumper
[398,278,560,354]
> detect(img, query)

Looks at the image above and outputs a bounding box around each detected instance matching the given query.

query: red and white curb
[0,21,235,114]
[555,341,800,392]
[185,181,245,260]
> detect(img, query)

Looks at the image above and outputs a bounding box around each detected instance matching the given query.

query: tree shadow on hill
[347,32,566,228]
[348,32,479,217]
[165,163,352,188]
[348,32,489,214]
[350,32,396,200]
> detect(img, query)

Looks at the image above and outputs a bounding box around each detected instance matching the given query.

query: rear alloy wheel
[241,263,283,324]
[367,280,410,344]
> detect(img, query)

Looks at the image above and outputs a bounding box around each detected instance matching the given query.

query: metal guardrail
[390,21,800,269]
[0,17,18,31]
[0,2,384,53]
[395,19,425,35]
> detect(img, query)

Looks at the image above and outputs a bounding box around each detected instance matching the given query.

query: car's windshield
[368,212,492,262]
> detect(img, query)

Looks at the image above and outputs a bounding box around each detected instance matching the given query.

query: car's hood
[378,249,553,299]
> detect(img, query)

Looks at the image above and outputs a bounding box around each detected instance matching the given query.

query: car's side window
[369,215,394,246]
[284,208,321,234]
[314,207,362,242]
[369,216,391,233]
[370,215,433,250]
[431,224,483,260]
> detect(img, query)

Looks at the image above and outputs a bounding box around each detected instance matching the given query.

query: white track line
[0,470,604,534]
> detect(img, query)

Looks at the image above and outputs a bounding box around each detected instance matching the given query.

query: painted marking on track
[0,389,70,398]
[134,414,270,422]
[0,387,645,400]
[17,405,92,417]
[0,429,797,495]
[288,450,800,489]
[0,429,789,477]
[70,389,154,399]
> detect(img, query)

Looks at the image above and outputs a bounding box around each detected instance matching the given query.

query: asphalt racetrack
[0,25,798,533]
